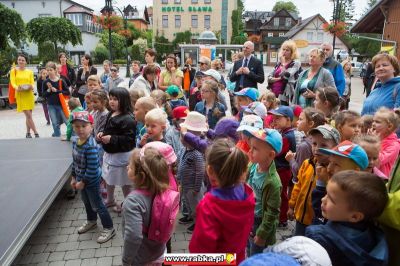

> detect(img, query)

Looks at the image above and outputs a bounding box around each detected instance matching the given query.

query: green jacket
[66,107,84,140]
[248,162,282,245]
[378,157,400,266]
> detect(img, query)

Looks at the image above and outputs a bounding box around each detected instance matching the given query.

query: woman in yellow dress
[159,54,184,99]
[10,54,39,138]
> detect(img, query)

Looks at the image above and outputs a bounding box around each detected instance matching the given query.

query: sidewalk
[2,106,294,266]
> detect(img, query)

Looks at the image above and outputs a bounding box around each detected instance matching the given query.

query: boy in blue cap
[312,140,369,225]
[306,170,389,266]
[243,128,282,255]
[234,87,258,121]
[268,105,297,227]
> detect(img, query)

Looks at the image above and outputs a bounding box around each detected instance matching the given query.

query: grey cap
[309,124,341,145]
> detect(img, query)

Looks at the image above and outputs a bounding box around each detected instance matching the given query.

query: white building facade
[1,0,101,65]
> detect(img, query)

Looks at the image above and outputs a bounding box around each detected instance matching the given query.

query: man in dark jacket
[230,41,265,92]
[321,43,345,96]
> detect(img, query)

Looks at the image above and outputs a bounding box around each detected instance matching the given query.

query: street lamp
[330,0,342,51]
[243,10,266,50]
[104,0,113,62]
[113,6,131,78]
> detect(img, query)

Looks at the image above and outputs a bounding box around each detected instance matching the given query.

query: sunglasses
[199,62,207,65]
[111,69,118,72]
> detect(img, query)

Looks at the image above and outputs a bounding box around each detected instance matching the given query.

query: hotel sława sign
[161,6,213,12]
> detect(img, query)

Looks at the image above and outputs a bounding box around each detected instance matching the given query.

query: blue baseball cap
[318,140,369,170]
[234,87,258,101]
[243,128,283,153]
[268,106,294,121]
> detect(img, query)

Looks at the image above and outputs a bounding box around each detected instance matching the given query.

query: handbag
[58,79,70,118]
[8,69,16,104]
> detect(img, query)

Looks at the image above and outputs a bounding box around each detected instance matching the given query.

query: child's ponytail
[130,148,169,195]
[206,139,248,188]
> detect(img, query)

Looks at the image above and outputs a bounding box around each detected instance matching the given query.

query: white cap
[203,69,221,82]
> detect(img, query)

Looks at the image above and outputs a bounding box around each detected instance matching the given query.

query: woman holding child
[129,65,158,96]
[294,48,336,108]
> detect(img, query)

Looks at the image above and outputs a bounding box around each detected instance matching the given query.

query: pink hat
[141,141,177,165]
[180,111,208,132]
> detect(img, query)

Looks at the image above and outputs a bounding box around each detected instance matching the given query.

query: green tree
[26,17,82,58]
[173,31,192,47]
[92,44,110,64]
[0,46,18,78]
[231,0,245,44]
[272,1,299,14]
[0,3,26,50]
[154,35,174,62]
[98,32,126,59]
[364,0,378,14]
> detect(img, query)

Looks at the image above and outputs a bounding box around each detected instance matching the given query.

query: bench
[0,84,10,109]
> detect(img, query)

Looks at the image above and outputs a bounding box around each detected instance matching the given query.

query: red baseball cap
[172,106,189,119]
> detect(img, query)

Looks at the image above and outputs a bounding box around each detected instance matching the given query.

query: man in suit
[230,41,265,92]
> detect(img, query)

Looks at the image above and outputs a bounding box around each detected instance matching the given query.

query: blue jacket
[361,77,400,115]
[323,57,345,96]
[194,101,226,129]
[306,221,389,266]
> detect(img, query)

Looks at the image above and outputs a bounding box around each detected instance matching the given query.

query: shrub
[93,44,110,64]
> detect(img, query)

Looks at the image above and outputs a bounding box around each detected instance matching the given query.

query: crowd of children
[55,55,400,266]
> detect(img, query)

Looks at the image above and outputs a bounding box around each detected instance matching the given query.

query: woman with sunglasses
[293,48,336,108]
[75,54,97,105]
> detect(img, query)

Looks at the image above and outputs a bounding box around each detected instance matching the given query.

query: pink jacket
[379,133,400,177]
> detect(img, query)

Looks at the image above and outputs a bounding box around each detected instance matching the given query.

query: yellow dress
[10,68,35,112]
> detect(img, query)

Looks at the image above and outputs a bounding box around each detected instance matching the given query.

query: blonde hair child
[139,108,168,147]
[261,91,279,128]
[371,107,400,177]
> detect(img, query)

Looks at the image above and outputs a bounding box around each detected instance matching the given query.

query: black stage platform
[0,138,72,265]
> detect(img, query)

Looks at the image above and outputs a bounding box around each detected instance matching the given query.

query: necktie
[239,58,248,88]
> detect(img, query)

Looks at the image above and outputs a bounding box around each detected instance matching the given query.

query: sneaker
[78,221,97,234]
[97,228,115,244]
[26,133,32,138]
[187,223,195,234]
[66,189,76,200]
[278,222,288,228]
[34,133,40,138]
[179,216,193,224]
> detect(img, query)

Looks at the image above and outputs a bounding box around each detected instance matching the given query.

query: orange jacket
[289,158,317,225]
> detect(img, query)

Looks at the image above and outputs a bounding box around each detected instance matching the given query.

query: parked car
[351,62,363,77]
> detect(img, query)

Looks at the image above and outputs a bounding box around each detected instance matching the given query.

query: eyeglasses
[111,69,118,72]
[199,62,206,65]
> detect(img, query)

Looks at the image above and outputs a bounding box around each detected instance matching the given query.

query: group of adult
[9,41,400,137]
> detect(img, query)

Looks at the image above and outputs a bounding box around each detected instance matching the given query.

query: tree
[364,0,378,14]
[98,32,126,59]
[0,3,26,50]
[92,44,110,64]
[26,17,82,58]
[154,35,174,62]
[231,0,245,43]
[272,1,299,14]
[173,31,192,47]
[0,46,18,78]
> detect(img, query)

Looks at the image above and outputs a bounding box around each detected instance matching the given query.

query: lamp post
[104,0,113,62]
[331,0,342,51]
[113,6,130,78]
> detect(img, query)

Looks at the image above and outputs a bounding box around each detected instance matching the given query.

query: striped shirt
[72,136,101,187]
[177,148,205,192]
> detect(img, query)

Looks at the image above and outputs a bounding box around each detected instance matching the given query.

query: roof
[64,4,93,15]
[66,0,93,12]
[350,0,390,33]
[285,14,320,38]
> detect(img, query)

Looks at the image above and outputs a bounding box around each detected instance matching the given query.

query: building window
[204,15,211,29]
[274,17,279,26]
[317,32,324,42]
[162,0,168,4]
[279,32,285,37]
[285,18,291,27]
[307,32,313,41]
[162,15,168,28]
[204,0,211,3]
[66,13,83,26]
[175,15,181,28]
[174,0,181,3]
[192,0,198,3]
[192,15,198,28]
[268,32,273,37]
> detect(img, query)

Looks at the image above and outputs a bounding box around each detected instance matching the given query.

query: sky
[77,0,370,21]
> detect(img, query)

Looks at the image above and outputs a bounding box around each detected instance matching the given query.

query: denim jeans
[81,183,113,229]
[247,216,265,256]
[47,104,67,137]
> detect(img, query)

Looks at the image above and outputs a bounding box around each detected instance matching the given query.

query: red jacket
[189,183,255,264]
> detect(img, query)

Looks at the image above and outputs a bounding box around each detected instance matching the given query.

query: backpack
[135,188,180,244]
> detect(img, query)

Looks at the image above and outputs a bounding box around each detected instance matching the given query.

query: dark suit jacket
[229,55,265,91]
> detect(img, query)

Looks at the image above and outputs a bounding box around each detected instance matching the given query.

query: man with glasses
[230,41,264,92]
[103,65,124,94]
[320,43,345,97]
